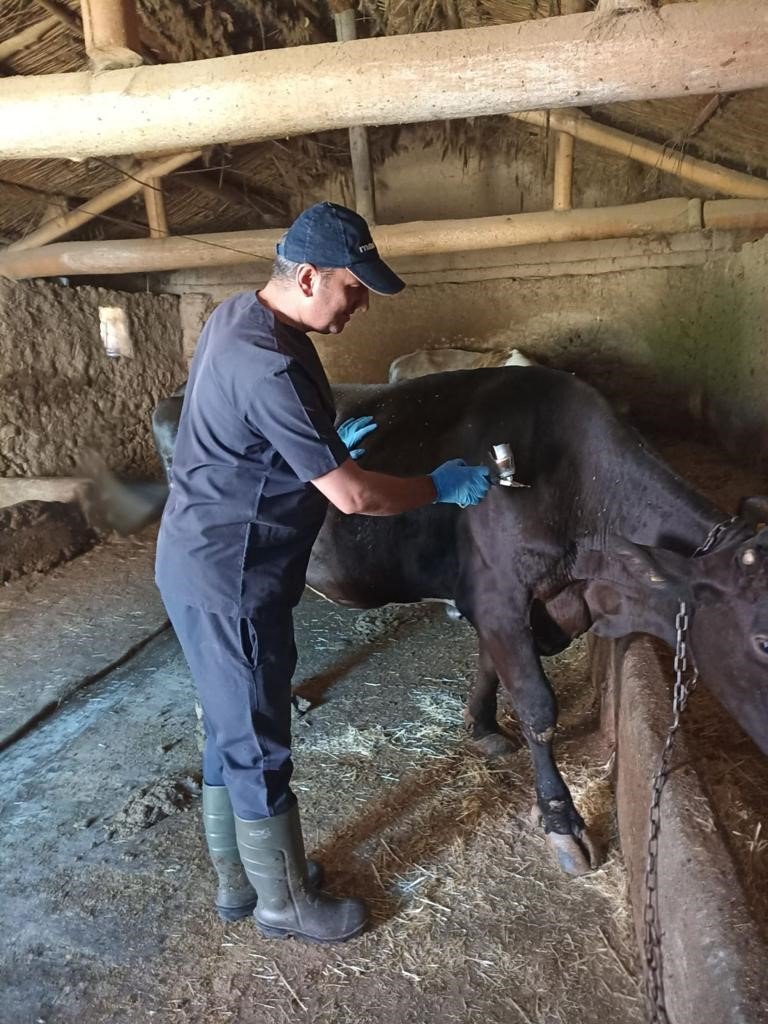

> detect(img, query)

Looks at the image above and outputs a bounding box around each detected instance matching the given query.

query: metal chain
[642,600,699,1024]
[693,516,738,558]
[642,516,738,1019]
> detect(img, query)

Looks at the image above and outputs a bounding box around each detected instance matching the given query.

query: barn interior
[1,1,767,1023]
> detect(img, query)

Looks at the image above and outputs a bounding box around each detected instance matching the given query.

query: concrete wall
[0,280,183,479]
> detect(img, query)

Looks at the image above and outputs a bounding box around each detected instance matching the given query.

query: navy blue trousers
[162,597,297,820]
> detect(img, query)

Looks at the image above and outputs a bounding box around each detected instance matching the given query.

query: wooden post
[8,151,200,251]
[553,131,575,212]
[8,197,768,280]
[143,177,169,238]
[331,1,376,224]
[80,0,142,72]
[512,109,768,200]
[2,1,766,161]
[553,0,588,211]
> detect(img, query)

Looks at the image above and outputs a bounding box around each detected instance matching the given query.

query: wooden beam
[0,16,59,63]
[7,197,768,281]
[7,151,200,251]
[143,177,168,238]
[80,0,142,72]
[332,2,376,224]
[1,0,766,161]
[512,110,768,200]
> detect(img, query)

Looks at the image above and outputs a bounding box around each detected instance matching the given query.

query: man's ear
[572,536,686,592]
[296,263,317,297]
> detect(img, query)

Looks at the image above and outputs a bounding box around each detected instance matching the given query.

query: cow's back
[310,367,624,606]
[309,366,719,607]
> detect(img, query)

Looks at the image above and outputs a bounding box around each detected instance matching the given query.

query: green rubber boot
[202,784,259,922]
[203,785,324,922]
[235,804,368,944]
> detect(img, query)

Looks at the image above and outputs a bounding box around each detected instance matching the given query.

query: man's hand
[429,459,490,507]
[337,415,378,460]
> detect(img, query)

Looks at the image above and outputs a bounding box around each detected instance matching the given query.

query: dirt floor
[1,587,643,1024]
[1,434,766,1024]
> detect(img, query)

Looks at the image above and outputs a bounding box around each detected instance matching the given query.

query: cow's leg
[463,640,519,759]
[482,625,600,876]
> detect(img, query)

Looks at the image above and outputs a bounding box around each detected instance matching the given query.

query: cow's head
[572,507,768,755]
[685,522,768,755]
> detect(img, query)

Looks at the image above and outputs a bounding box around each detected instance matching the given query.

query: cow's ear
[738,496,768,532]
[572,537,683,591]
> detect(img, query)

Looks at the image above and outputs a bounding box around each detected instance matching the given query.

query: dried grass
[284,606,644,1023]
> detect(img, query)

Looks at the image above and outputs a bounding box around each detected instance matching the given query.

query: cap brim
[348,258,405,296]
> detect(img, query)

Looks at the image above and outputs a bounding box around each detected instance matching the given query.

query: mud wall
[0,280,183,479]
[694,235,768,463]
[159,137,768,465]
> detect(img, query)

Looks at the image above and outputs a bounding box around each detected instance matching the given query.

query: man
[156,201,490,945]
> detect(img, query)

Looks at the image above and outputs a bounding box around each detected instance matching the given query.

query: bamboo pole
[31,0,81,35]
[80,0,142,72]
[553,132,575,212]
[11,196,768,280]
[331,1,376,225]
[1,1,766,161]
[0,17,59,63]
[513,109,768,200]
[553,0,588,212]
[143,178,168,238]
[7,151,200,251]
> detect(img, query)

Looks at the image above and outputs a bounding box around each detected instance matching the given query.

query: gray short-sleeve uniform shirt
[155,291,349,615]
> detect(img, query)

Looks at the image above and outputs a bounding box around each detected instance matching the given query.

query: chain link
[643,601,699,1024]
[642,517,737,1021]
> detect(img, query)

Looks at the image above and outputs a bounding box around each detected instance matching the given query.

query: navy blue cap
[276,201,405,296]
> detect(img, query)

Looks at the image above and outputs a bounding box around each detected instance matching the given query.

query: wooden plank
[1,0,766,160]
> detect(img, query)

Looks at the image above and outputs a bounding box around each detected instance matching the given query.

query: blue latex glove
[430,458,491,508]
[338,415,378,460]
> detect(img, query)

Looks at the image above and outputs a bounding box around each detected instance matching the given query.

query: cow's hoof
[464,709,519,760]
[530,802,600,875]
[545,830,599,876]
[468,732,519,760]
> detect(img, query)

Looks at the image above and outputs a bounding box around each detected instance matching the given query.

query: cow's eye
[754,636,768,658]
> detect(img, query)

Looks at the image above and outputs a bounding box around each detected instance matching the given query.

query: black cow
[153,368,768,876]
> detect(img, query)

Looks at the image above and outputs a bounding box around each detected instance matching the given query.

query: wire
[8,158,277,263]
[57,207,274,263]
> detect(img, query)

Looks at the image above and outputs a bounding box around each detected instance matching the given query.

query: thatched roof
[0,0,766,246]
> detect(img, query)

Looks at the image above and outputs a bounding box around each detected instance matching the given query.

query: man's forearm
[345,470,436,516]
[312,460,436,516]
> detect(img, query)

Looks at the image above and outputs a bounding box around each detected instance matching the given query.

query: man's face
[304,267,370,334]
